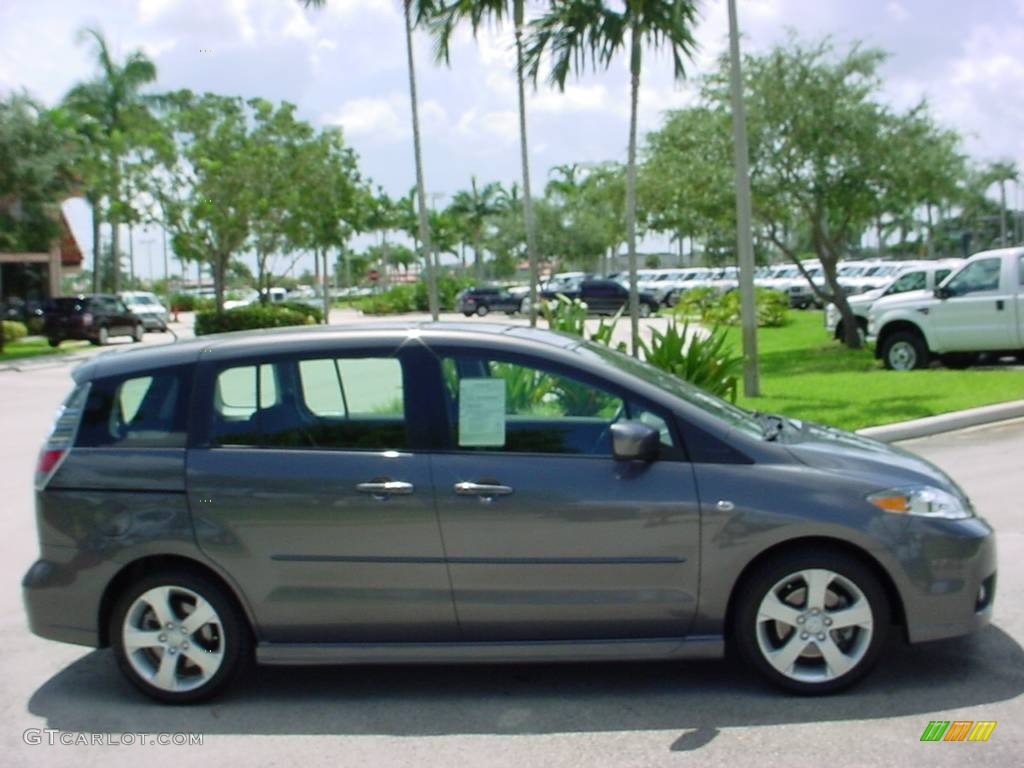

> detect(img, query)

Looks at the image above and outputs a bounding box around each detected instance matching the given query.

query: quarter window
[78,369,190,448]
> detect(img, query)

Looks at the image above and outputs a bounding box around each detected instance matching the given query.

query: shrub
[639,319,743,403]
[684,287,788,328]
[279,301,323,324]
[26,316,44,335]
[194,304,318,336]
[357,284,419,315]
[169,293,214,312]
[2,320,28,342]
[672,287,719,318]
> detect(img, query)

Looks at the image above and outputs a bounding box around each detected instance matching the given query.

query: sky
[1,0,1022,279]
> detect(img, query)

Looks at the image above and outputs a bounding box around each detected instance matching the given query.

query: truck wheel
[940,353,977,370]
[881,331,929,371]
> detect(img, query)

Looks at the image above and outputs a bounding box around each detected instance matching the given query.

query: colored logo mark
[920,720,996,742]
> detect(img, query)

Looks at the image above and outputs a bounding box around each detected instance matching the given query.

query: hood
[868,288,936,312]
[781,419,962,494]
[846,288,884,308]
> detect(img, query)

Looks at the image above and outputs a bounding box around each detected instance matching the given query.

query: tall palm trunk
[514,0,540,327]
[110,220,121,293]
[999,180,1007,247]
[474,232,483,282]
[404,0,439,320]
[624,22,642,356]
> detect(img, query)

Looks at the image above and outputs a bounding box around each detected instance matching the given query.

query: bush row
[357,274,474,315]
[194,304,320,336]
[674,287,788,328]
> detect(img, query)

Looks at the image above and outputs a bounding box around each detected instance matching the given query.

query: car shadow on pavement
[28,625,1024,751]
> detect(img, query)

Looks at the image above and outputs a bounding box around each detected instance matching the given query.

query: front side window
[210,356,406,450]
[441,355,679,457]
[887,271,926,295]
[945,258,1002,295]
[78,368,190,448]
[1019,255,1024,287]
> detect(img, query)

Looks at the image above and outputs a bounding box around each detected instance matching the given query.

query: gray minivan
[24,323,996,703]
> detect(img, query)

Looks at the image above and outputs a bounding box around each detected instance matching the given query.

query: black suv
[541,279,659,317]
[43,294,145,347]
[456,287,524,317]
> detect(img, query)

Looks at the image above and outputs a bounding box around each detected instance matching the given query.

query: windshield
[576,340,763,438]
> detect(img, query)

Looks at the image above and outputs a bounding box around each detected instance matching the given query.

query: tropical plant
[639,319,743,402]
[447,176,503,281]
[64,28,157,293]
[699,288,788,328]
[525,0,700,356]
[987,160,1019,248]
[431,0,544,324]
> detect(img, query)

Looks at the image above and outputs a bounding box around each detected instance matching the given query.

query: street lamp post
[728,0,761,398]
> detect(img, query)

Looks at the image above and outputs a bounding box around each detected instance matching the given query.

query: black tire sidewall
[733,550,890,695]
[110,570,250,704]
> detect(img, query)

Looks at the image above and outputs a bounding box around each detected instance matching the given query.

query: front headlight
[867,486,972,520]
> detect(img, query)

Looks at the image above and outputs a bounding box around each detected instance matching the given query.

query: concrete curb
[857,399,1024,443]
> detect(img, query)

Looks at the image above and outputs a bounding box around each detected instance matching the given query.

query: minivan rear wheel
[110,571,249,704]
[734,550,890,694]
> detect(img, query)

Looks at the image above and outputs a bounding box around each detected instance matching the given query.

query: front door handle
[996,299,1005,311]
[356,480,414,500]
[454,481,514,501]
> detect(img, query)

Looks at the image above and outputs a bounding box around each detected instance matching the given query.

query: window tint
[946,258,1002,295]
[935,269,952,285]
[78,368,190,448]
[211,357,406,450]
[1019,255,1024,287]
[441,355,679,457]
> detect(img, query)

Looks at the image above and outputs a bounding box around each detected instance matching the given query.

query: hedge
[2,320,28,342]
[194,304,319,336]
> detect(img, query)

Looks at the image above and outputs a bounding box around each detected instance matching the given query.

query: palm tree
[63,28,157,294]
[988,160,1019,248]
[448,176,504,281]
[304,1,441,319]
[431,1,545,324]
[524,1,699,355]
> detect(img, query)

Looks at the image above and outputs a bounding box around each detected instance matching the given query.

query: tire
[110,570,250,704]
[47,338,60,348]
[463,312,474,317]
[132,324,145,343]
[638,302,652,319]
[881,330,928,371]
[475,304,489,317]
[666,291,679,308]
[95,325,109,346]
[940,352,977,370]
[734,549,890,695]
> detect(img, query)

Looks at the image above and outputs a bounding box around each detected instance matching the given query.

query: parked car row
[41,292,169,347]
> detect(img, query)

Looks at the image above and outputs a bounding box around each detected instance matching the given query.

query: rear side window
[78,368,191,448]
[210,357,406,450]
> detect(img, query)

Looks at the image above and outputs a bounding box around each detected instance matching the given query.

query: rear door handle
[454,481,514,501]
[356,480,414,499]
[996,299,1005,311]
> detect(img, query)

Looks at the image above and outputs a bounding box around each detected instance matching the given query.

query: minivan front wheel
[734,551,889,694]
[111,572,249,703]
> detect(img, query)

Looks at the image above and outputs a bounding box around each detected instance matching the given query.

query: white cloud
[137,37,179,57]
[322,0,395,21]
[325,96,406,140]
[885,2,911,23]
[226,0,255,43]
[137,0,178,25]
[324,95,447,143]
[531,83,610,113]
[457,108,518,144]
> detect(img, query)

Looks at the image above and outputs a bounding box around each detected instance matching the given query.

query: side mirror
[610,420,659,462]
[934,286,950,300]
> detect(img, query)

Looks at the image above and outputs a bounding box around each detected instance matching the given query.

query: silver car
[24,323,996,702]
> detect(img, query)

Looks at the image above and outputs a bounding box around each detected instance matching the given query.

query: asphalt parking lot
[1,326,1021,767]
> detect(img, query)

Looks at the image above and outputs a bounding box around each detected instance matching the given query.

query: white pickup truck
[867,247,1024,370]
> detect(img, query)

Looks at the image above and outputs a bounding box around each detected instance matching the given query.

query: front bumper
[894,516,997,644]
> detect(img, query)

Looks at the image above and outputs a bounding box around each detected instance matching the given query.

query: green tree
[447,176,503,281]
[525,0,700,356]
[303,0,442,319]
[431,0,546,323]
[987,160,1019,248]
[63,28,157,293]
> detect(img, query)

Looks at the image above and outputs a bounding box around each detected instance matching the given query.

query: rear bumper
[22,549,112,648]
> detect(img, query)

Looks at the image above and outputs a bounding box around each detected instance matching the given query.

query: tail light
[35,384,88,490]
[80,312,93,326]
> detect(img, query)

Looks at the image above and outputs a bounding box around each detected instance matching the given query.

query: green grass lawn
[724,312,1024,431]
[0,337,89,363]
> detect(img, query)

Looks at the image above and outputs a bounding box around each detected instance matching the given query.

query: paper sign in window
[458,378,506,447]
